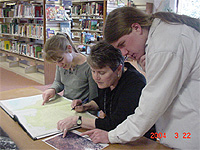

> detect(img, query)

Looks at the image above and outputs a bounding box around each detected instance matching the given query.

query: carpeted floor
[0,67,51,92]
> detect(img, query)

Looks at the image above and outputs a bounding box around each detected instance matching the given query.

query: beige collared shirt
[108,19,200,150]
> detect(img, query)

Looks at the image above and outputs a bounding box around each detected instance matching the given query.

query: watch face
[77,116,82,126]
[77,119,82,125]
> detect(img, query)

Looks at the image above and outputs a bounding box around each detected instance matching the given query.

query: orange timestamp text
[150,132,191,140]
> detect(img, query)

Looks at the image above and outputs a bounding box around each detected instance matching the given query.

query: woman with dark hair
[57,41,154,139]
[81,7,200,150]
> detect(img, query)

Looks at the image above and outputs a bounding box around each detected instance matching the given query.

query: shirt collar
[145,18,162,52]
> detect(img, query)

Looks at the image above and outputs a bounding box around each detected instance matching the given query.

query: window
[178,0,200,18]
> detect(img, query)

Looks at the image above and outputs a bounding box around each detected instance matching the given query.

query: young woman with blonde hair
[42,33,98,105]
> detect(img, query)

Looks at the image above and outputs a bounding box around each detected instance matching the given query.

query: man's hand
[81,129,109,144]
[57,116,78,138]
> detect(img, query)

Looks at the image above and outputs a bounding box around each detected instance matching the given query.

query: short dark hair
[87,41,124,71]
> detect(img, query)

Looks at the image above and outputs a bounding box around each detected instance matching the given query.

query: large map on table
[0,94,95,139]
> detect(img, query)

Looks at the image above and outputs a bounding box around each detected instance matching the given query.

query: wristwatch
[76,116,82,126]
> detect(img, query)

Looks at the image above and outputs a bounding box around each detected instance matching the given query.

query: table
[0,87,172,149]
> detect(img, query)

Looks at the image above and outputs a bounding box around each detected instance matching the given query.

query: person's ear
[66,45,72,53]
[131,23,142,34]
[117,64,123,72]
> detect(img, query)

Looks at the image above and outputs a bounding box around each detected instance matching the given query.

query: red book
[35,6,42,17]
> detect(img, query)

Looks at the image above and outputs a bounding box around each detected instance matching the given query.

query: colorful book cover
[46,28,55,38]
[62,0,72,7]
[35,6,42,17]
[91,20,97,30]
[4,41,10,50]
[98,3,103,15]
[82,4,86,14]
[1,25,8,33]
[46,4,56,21]
[34,45,42,58]
[55,6,65,21]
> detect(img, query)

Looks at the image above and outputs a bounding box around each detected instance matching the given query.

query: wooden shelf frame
[0,0,56,85]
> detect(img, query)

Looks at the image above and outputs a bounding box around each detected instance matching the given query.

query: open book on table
[0,94,96,140]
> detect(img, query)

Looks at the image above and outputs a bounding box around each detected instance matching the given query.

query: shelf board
[71,28,103,33]
[0,17,43,19]
[0,61,44,85]
[0,33,44,40]
[0,49,44,63]
[72,0,104,3]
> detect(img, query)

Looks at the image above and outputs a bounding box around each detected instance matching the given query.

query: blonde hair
[104,6,200,43]
[43,33,79,63]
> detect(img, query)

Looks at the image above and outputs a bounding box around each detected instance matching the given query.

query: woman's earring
[118,74,120,77]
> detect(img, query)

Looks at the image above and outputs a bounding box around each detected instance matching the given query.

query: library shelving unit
[0,0,63,85]
[71,0,107,53]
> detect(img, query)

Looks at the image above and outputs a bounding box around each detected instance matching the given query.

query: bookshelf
[71,0,107,53]
[0,0,70,85]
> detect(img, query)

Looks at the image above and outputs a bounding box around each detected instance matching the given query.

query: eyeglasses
[52,57,64,64]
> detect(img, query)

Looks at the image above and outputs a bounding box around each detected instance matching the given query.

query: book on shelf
[26,43,34,57]
[46,28,55,38]
[3,7,11,17]
[46,4,67,21]
[90,20,98,30]
[0,8,3,17]
[34,5,42,17]
[13,3,42,18]
[20,43,27,55]
[81,32,96,44]
[62,0,72,8]
[10,40,18,53]
[0,94,96,140]
[60,22,71,38]
[72,5,81,15]
[55,6,65,21]
[34,45,42,58]
[4,41,10,50]
[1,24,8,33]
[1,38,43,58]
[72,2,103,16]
[82,4,87,14]
[46,4,56,21]
[8,23,43,39]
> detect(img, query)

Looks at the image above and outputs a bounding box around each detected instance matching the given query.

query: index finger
[42,98,48,105]
[63,129,67,138]
[80,130,95,136]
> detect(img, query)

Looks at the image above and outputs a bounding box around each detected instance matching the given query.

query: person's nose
[93,72,100,81]
[120,48,129,56]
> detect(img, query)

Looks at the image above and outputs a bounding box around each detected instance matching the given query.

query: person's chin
[97,84,105,89]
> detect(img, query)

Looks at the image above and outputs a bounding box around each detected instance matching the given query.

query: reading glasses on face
[53,57,64,64]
